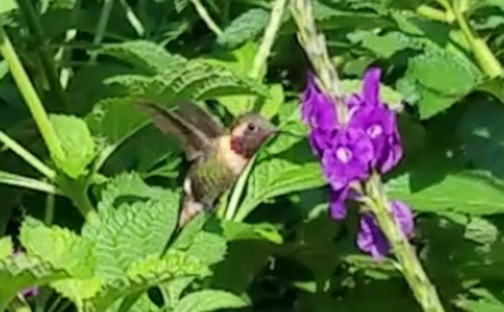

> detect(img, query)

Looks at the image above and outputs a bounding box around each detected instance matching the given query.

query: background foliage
[0,0,504,311]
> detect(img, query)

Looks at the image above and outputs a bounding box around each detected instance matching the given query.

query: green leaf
[456,288,504,312]
[0,0,17,15]
[236,159,326,221]
[96,172,175,212]
[217,9,270,48]
[0,254,69,309]
[408,51,480,95]
[387,171,504,215]
[50,114,97,178]
[174,290,248,312]
[98,40,187,74]
[50,277,103,309]
[185,232,227,266]
[106,59,268,103]
[267,100,307,155]
[86,251,208,311]
[220,220,283,244]
[348,31,417,58]
[82,189,179,280]
[259,84,285,119]
[458,100,504,177]
[0,236,13,260]
[403,51,482,119]
[19,217,94,277]
[476,78,504,103]
[86,97,149,148]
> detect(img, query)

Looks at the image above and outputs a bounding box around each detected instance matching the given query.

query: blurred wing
[177,100,225,138]
[137,100,212,161]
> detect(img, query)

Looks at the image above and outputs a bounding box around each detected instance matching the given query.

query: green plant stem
[190,0,223,36]
[225,155,256,220]
[452,5,502,78]
[364,174,444,312]
[119,0,146,37]
[416,5,454,23]
[44,192,55,225]
[15,0,70,112]
[290,0,347,124]
[58,176,98,222]
[89,0,115,63]
[0,130,56,179]
[0,26,65,162]
[0,170,60,195]
[249,0,287,80]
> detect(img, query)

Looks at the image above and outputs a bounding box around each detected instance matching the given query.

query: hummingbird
[137,100,279,228]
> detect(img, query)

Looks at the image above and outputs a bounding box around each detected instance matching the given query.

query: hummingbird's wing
[137,100,217,161]
[176,101,225,138]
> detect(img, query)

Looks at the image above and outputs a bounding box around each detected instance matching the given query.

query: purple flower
[357,200,414,260]
[329,186,349,220]
[345,67,383,114]
[308,128,335,157]
[301,72,339,130]
[21,286,39,297]
[362,67,382,107]
[13,250,39,298]
[350,105,403,173]
[321,127,373,190]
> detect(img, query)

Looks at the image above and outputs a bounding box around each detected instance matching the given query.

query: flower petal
[391,200,414,237]
[329,186,350,220]
[362,67,382,107]
[357,213,389,261]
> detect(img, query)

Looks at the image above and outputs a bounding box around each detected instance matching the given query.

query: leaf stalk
[190,0,223,36]
[0,130,56,180]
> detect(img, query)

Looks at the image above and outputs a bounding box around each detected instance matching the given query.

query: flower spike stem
[249,0,287,81]
[363,173,444,312]
[290,0,445,311]
[290,0,347,124]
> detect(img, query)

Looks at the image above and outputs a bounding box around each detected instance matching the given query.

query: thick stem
[366,174,445,312]
[416,5,454,23]
[58,176,98,222]
[290,0,347,124]
[452,6,502,77]
[249,0,287,80]
[0,130,56,179]
[16,0,70,112]
[426,0,502,78]
[0,26,65,162]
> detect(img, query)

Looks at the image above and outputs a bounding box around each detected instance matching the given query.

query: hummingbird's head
[229,113,278,158]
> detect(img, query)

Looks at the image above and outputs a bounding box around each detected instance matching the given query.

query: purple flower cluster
[301,67,414,260]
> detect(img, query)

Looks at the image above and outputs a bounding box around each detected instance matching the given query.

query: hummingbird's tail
[178,195,204,228]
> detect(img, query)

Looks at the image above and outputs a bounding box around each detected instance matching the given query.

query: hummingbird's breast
[186,135,249,208]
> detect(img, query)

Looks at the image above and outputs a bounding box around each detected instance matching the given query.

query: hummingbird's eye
[247,123,256,131]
